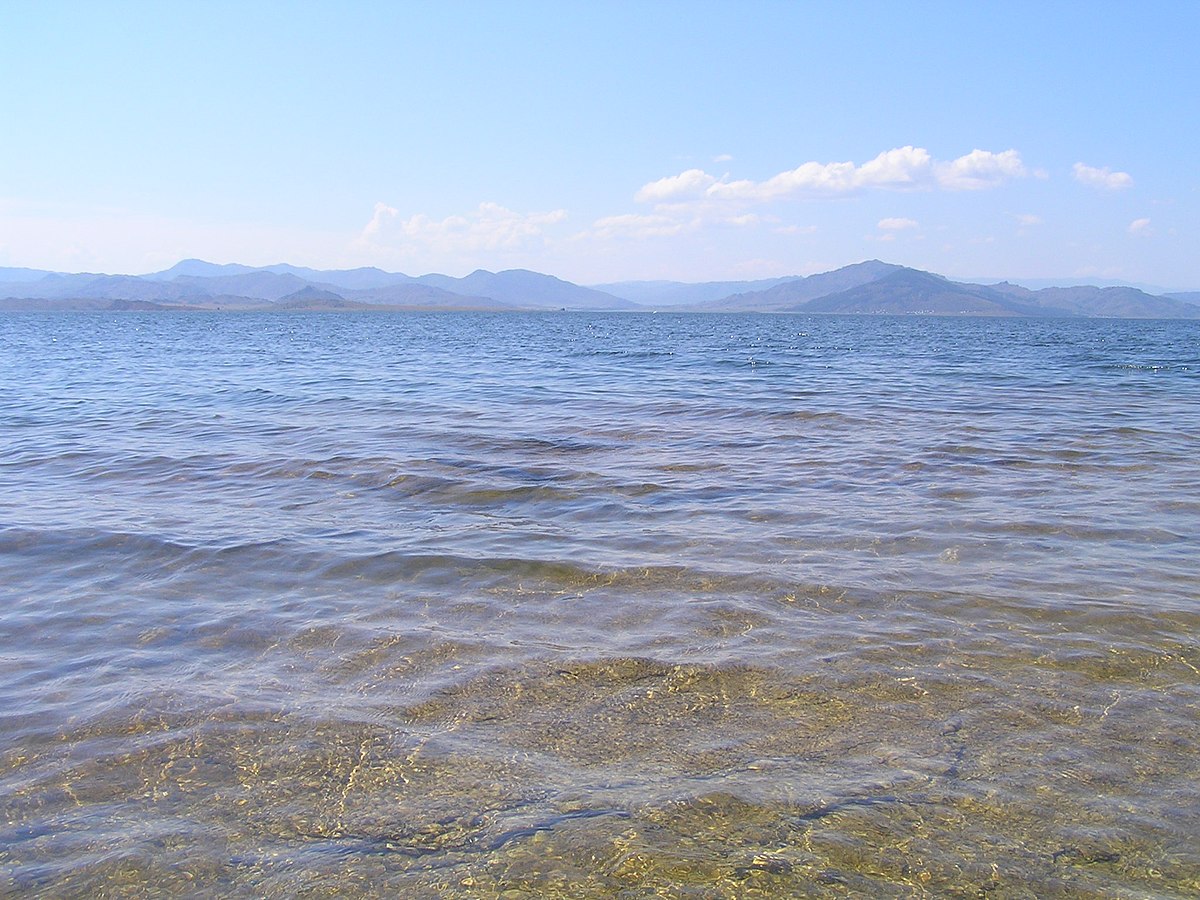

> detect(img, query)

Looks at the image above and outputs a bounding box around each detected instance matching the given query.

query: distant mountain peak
[147,259,260,279]
[279,285,345,303]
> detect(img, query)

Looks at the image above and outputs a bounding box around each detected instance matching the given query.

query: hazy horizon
[4,256,1196,297]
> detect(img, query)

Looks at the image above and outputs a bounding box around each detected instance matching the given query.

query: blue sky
[3,1,1197,288]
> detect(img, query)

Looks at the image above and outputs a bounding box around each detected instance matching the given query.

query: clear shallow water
[0,311,1197,897]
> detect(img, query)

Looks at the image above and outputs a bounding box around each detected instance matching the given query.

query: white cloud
[878,217,919,230]
[360,202,568,255]
[589,208,760,240]
[713,153,734,163]
[751,160,859,197]
[934,149,1026,190]
[725,213,760,227]
[1128,217,1152,235]
[858,146,935,189]
[634,168,718,203]
[1073,162,1133,190]
[707,146,933,201]
[591,212,690,239]
[359,201,397,240]
[636,146,1026,206]
[1015,213,1043,226]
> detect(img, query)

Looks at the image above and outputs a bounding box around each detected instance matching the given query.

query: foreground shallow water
[1,311,1197,897]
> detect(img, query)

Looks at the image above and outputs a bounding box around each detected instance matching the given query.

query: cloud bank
[636,147,1028,205]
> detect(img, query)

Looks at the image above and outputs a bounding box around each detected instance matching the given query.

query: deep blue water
[1,311,1198,897]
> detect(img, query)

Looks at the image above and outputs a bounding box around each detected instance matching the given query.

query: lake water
[1,311,1197,897]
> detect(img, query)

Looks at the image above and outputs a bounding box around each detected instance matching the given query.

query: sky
[2,1,1198,288]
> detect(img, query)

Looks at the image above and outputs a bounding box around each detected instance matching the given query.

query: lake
[1,311,1197,897]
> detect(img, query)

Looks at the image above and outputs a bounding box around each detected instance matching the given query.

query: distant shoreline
[3,259,1198,318]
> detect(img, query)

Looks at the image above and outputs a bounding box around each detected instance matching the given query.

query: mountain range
[1,259,1197,318]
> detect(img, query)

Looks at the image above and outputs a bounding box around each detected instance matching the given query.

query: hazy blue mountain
[151,260,417,291]
[695,260,904,311]
[800,268,1057,316]
[1027,286,1200,318]
[262,264,415,291]
[345,282,511,310]
[277,286,347,305]
[592,277,800,306]
[1164,292,1200,307]
[970,275,1182,294]
[271,289,425,311]
[86,276,212,302]
[27,274,212,303]
[3,258,1197,317]
[145,259,261,279]
[0,272,110,299]
[416,269,635,309]
[169,271,318,302]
